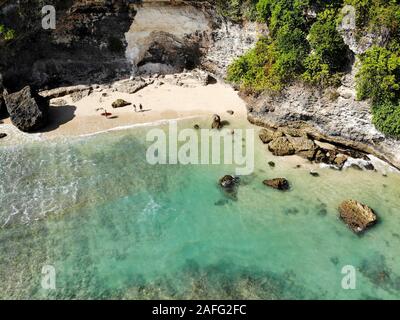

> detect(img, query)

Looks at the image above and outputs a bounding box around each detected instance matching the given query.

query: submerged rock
[268,161,276,168]
[4,86,48,132]
[263,178,290,191]
[227,110,234,115]
[310,171,319,177]
[219,175,236,189]
[338,200,378,233]
[0,133,7,139]
[112,99,131,108]
[219,175,240,200]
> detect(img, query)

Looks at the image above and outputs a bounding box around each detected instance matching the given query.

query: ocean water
[1,117,400,300]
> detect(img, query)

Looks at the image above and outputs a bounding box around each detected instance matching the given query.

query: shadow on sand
[40,105,77,133]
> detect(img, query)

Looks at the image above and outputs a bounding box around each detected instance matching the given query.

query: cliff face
[246,6,400,169]
[0,0,259,89]
[1,0,135,90]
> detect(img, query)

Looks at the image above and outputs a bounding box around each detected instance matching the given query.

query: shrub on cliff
[372,102,400,138]
[228,0,349,91]
[302,8,348,86]
[356,46,400,138]
[356,46,400,103]
[344,0,400,34]
[227,37,273,91]
[215,0,258,22]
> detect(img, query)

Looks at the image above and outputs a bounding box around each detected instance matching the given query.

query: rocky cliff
[0,0,260,90]
[246,6,400,169]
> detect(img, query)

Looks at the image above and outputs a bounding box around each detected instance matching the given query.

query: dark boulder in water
[219,175,236,189]
[0,133,7,139]
[219,175,240,200]
[310,171,319,177]
[338,199,377,233]
[4,86,49,132]
[263,178,290,191]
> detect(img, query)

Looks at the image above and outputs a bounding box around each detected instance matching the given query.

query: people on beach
[133,104,137,112]
[139,104,143,112]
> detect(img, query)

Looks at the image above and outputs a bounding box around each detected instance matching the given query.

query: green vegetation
[344,0,400,34]
[348,0,400,138]
[372,102,400,138]
[0,24,15,41]
[356,46,400,103]
[215,0,259,22]
[227,0,348,92]
[356,47,400,138]
[226,0,400,138]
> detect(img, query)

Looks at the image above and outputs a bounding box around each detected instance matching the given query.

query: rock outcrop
[259,128,283,144]
[263,178,290,191]
[337,5,390,55]
[247,63,400,170]
[112,99,131,109]
[0,133,7,139]
[4,86,49,132]
[338,200,378,233]
[268,137,295,157]
[1,0,135,90]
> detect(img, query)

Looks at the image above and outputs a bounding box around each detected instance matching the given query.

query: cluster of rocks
[218,173,378,233]
[258,126,376,170]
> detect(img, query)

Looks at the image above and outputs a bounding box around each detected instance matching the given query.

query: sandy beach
[1,73,247,139]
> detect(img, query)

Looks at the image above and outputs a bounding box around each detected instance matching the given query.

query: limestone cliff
[0,0,259,90]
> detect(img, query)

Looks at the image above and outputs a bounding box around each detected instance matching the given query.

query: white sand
[3,76,247,139]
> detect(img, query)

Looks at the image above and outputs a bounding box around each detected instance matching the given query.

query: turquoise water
[1,118,400,299]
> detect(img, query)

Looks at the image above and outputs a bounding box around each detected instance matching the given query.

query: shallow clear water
[1,118,400,299]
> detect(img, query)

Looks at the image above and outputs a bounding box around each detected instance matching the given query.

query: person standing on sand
[139,104,143,112]
[133,104,137,112]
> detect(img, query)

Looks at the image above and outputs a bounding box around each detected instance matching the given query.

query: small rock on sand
[112,99,131,109]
